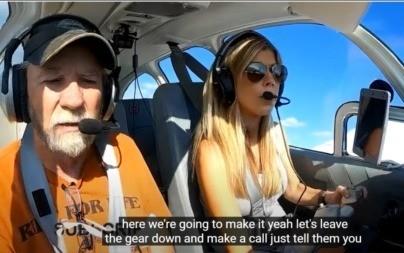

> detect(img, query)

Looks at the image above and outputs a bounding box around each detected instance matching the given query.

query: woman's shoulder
[198,139,221,159]
[199,138,219,151]
[196,139,225,171]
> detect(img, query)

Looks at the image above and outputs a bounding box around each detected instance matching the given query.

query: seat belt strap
[95,134,126,223]
[20,125,66,253]
[95,133,130,253]
[183,52,208,81]
[20,125,130,253]
[245,170,265,217]
[167,41,204,112]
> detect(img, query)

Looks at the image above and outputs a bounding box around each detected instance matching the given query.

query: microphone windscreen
[79,118,103,135]
[262,91,278,100]
[369,79,394,102]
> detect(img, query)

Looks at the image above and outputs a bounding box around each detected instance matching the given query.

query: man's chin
[47,132,95,158]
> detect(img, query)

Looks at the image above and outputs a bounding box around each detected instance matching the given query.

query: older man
[0,14,172,253]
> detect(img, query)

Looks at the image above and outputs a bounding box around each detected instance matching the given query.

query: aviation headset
[1,14,119,123]
[212,30,287,107]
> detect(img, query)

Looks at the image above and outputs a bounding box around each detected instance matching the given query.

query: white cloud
[345,128,357,156]
[312,139,333,154]
[139,82,158,98]
[311,128,356,154]
[381,120,404,163]
[123,81,158,99]
[312,123,404,164]
[312,131,332,137]
[281,117,305,128]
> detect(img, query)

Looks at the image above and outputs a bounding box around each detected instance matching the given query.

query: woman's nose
[263,72,277,87]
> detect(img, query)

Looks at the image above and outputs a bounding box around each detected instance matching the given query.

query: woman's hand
[324,185,348,204]
[324,185,367,205]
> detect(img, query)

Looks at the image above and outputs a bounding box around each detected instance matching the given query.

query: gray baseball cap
[23,14,117,70]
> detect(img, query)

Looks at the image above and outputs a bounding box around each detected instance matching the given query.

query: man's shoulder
[0,140,21,187]
[112,132,141,154]
[0,140,21,163]
[114,132,136,145]
[111,132,150,172]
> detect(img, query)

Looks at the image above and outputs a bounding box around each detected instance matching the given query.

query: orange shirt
[0,133,171,253]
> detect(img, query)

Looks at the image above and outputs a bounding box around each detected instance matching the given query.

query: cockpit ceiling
[43,2,367,42]
[4,2,368,81]
[57,2,212,37]
[124,2,204,18]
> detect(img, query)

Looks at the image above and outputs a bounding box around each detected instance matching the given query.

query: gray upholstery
[117,99,162,189]
[152,83,204,253]
[114,101,129,134]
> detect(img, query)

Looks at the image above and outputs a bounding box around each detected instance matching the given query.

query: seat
[113,101,129,134]
[153,82,203,216]
[152,42,208,252]
[116,99,163,189]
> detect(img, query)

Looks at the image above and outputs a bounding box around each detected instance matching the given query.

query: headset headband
[213,30,277,74]
[212,30,288,107]
[1,14,120,122]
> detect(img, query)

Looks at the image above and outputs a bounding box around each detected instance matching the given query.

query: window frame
[121,72,160,100]
[337,102,404,162]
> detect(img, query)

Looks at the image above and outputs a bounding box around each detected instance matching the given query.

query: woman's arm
[196,139,252,253]
[272,123,348,206]
[283,162,347,206]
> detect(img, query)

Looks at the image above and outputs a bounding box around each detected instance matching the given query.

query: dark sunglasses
[245,62,288,83]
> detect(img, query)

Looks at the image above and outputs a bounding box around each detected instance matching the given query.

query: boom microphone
[262,91,291,107]
[262,91,278,100]
[78,118,120,135]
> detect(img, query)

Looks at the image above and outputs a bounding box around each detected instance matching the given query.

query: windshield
[0,2,9,29]
[361,2,404,63]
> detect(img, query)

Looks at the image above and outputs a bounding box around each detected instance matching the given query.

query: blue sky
[153,2,404,152]
[0,2,7,27]
[1,2,403,159]
[274,2,404,150]
[258,3,404,150]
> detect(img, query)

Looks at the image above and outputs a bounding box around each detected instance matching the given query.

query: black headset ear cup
[12,64,30,123]
[216,67,235,105]
[212,30,286,107]
[101,75,118,121]
[101,75,113,116]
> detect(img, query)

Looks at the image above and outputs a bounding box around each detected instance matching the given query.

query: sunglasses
[63,183,94,252]
[245,62,288,83]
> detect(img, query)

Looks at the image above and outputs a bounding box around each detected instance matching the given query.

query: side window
[0,2,9,29]
[346,116,358,156]
[122,73,159,100]
[159,46,214,83]
[0,44,24,146]
[347,116,404,164]
[256,24,388,154]
[382,119,404,163]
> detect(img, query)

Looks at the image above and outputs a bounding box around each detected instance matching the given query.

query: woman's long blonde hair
[192,34,291,198]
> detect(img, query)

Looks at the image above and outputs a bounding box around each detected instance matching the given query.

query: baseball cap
[23,14,116,70]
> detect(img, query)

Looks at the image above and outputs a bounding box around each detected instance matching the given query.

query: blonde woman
[192,31,348,253]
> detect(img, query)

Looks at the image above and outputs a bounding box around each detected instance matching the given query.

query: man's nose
[59,80,84,110]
